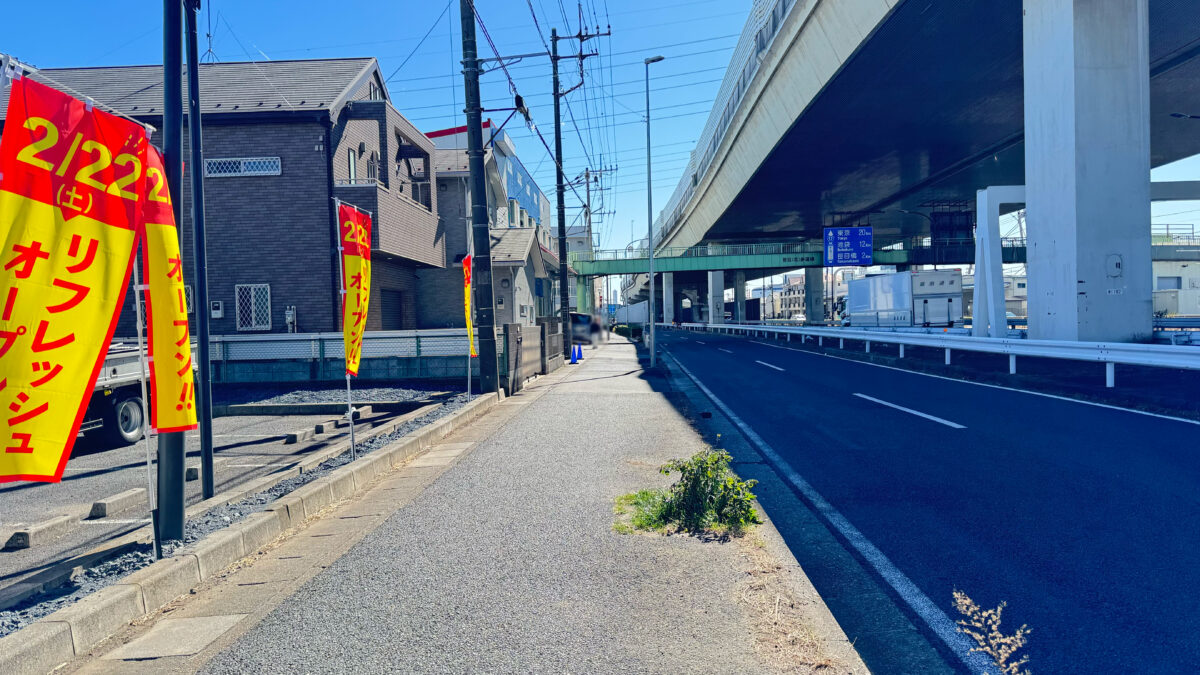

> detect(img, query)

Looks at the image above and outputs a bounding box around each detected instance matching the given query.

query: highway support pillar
[575,275,590,314]
[734,271,746,323]
[662,272,674,324]
[974,186,1024,338]
[1022,0,1151,341]
[804,268,823,324]
[707,270,725,324]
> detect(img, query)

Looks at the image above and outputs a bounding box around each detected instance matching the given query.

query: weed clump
[615,448,761,536]
[953,590,1032,675]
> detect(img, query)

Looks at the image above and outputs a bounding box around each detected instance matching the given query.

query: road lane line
[665,351,991,674]
[755,360,785,372]
[696,340,706,344]
[718,348,733,354]
[853,393,966,429]
[747,339,1200,426]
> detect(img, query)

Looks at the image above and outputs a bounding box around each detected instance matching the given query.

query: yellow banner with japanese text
[0,76,146,482]
[338,203,371,376]
[463,254,476,357]
[142,146,196,433]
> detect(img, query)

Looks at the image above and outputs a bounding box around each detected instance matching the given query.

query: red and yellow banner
[141,146,196,433]
[338,203,371,375]
[0,76,145,482]
[463,253,477,357]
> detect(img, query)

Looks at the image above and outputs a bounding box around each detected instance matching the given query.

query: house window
[205,157,281,177]
[347,149,357,181]
[1158,276,1183,290]
[1017,282,1026,289]
[368,81,382,100]
[185,285,195,315]
[235,284,272,331]
[367,152,378,180]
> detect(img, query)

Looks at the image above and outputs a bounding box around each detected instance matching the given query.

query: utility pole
[159,0,186,541]
[581,167,613,315]
[184,0,215,500]
[460,0,500,393]
[552,24,609,357]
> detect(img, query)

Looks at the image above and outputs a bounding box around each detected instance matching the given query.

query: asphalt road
[659,329,1200,673]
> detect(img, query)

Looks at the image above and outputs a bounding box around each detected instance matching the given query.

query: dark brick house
[0,57,442,336]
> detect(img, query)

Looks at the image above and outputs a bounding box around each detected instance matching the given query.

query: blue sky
[2,0,752,251]
[7,2,1197,249]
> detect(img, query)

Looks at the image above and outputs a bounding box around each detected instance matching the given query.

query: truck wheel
[103,394,145,447]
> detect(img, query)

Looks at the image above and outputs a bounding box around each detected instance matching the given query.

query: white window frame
[204,157,282,177]
[347,149,357,181]
[235,284,272,331]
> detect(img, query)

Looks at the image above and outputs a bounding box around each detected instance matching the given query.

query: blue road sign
[823,226,873,266]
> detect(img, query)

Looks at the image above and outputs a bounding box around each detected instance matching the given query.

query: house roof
[432,148,470,175]
[489,227,536,266]
[1,58,380,122]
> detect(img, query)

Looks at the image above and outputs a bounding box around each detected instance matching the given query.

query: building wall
[114,119,337,338]
[416,176,470,329]
[366,254,418,330]
[332,100,444,269]
[1153,261,1200,290]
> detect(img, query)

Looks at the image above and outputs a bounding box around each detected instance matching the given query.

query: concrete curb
[88,488,147,520]
[0,392,500,675]
[2,515,76,551]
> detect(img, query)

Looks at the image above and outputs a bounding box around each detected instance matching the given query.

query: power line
[385,0,452,83]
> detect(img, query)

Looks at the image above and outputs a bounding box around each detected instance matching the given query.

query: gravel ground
[214,383,462,406]
[0,394,469,639]
[205,346,767,674]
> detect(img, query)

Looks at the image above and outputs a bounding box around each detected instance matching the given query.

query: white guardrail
[660,322,1200,387]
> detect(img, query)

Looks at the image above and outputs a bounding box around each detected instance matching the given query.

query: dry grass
[953,590,1032,675]
[735,536,841,673]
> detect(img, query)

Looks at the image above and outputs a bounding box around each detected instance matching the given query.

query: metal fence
[207,329,485,383]
[664,322,1200,388]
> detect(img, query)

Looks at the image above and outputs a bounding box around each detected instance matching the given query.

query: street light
[645,55,664,367]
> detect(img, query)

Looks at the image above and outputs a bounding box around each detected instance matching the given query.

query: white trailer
[847,270,964,327]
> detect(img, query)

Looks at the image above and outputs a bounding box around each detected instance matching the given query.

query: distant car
[570,312,592,344]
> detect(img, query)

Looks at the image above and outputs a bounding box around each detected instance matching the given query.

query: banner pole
[346,373,356,461]
[131,264,161,559]
[332,198,356,461]
[467,231,473,403]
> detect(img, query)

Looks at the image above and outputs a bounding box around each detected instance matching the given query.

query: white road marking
[81,518,149,525]
[188,434,288,439]
[755,360,785,372]
[696,340,706,344]
[665,351,991,674]
[224,463,281,468]
[853,393,966,429]
[718,348,733,354]
[746,339,1200,427]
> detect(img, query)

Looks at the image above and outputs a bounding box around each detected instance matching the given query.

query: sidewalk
[72,338,865,674]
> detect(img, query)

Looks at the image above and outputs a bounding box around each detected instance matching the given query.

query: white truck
[79,342,155,447]
[83,340,197,448]
[846,270,964,327]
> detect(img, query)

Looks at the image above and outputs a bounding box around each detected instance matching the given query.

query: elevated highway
[628,0,1200,341]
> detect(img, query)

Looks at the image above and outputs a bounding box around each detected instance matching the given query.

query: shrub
[612,324,643,340]
[658,448,762,534]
